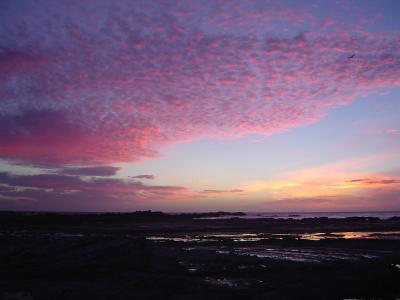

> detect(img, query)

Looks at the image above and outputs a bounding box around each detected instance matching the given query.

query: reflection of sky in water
[146,231,400,262]
[302,231,400,240]
[147,231,400,242]
[147,231,400,263]
[196,212,400,220]
[231,247,379,263]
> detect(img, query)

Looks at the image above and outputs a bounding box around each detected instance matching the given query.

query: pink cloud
[0,1,399,165]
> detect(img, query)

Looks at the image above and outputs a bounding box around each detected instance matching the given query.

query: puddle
[146,236,202,242]
[147,231,400,243]
[232,246,379,262]
[146,233,267,243]
[300,231,400,241]
[204,277,238,288]
[146,231,399,262]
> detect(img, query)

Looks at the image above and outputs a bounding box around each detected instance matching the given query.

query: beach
[1,211,400,299]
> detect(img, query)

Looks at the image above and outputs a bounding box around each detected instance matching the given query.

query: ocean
[197,211,400,220]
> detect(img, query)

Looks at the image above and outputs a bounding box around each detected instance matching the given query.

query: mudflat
[1,211,400,299]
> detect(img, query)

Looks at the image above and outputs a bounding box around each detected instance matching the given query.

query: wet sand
[1,211,400,299]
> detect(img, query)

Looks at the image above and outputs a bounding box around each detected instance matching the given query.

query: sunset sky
[0,0,399,212]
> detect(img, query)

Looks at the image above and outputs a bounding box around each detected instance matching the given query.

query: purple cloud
[0,1,399,166]
[344,178,400,185]
[62,166,120,176]
[345,178,370,183]
[0,171,193,211]
[129,175,155,180]
[365,179,400,185]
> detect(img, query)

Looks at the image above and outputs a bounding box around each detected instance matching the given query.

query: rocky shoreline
[1,212,400,299]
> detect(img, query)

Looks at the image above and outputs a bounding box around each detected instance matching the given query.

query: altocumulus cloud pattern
[1,0,399,165]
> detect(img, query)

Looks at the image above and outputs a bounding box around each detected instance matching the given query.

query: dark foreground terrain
[1,211,400,299]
